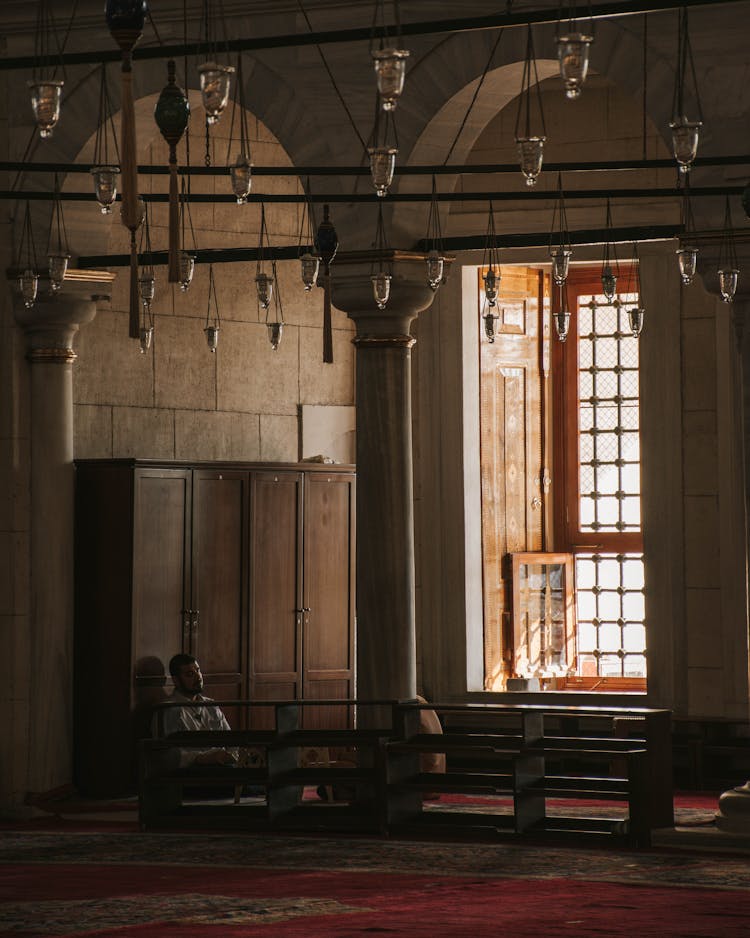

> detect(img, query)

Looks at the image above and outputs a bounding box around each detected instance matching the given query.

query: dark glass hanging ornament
[154,59,190,283]
[316,204,339,364]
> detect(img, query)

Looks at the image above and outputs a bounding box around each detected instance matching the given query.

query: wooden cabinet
[74,459,355,796]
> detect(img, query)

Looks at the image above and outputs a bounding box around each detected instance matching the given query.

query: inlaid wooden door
[479,266,550,688]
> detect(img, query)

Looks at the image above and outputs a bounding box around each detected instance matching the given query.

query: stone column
[331,253,439,713]
[11,270,113,797]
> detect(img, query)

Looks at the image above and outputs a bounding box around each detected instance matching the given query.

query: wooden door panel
[191,471,247,703]
[249,471,302,701]
[132,470,190,683]
[302,473,355,718]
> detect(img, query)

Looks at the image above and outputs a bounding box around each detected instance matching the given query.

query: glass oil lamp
[516,136,545,187]
[369,147,397,198]
[601,264,617,301]
[179,252,195,292]
[204,324,219,352]
[138,272,155,306]
[255,271,273,309]
[267,321,283,350]
[483,308,498,343]
[483,267,499,306]
[28,79,64,139]
[627,307,645,337]
[48,252,70,292]
[19,269,39,309]
[556,34,592,99]
[230,152,252,204]
[300,251,319,291]
[551,247,572,285]
[554,307,571,341]
[372,271,391,309]
[90,165,120,214]
[372,49,410,111]
[139,325,153,353]
[676,246,698,285]
[426,250,444,291]
[198,62,234,124]
[670,117,702,173]
[719,268,739,303]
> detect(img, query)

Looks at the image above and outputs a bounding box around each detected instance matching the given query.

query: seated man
[152,653,237,770]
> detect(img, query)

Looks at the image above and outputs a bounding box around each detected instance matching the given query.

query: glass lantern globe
[516,136,546,187]
[267,321,284,351]
[90,165,120,214]
[372,271,392,309]
[601,264,617,301]
[368,147,397,198]
[676,246,698,285]
[550,247,572,285]
[670,118,702,173]
[556,34,593,99]
[300,252,320,291]
[139,325,153,353]
[483,309,498,343]
[138,273,155,306]
[372,49,410,111]
[18,269,38,309]
[554,308,571,342]
[28,79,64,139]
[198,62,234,125]
[230,153,252,204]
[178,252,196,292]
[255,271,273,309]
[627,307,645,337]
[48,252,70,292]
[426,250,444,291]
[719,268,739,303]
[483,267,499,306]
[204,324,219,352]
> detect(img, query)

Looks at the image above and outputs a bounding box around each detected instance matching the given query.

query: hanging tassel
[316,204,339,364]
[168,152,180,281]
[323,268,333,363]
[154,60,190,284]
[119,57,141,233]
[128,229,140,338]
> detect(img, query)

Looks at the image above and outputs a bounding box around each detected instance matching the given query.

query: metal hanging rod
[76,223,683,268]
[4,186,743,204]
[0,0,744,71]
[3,155,749,177]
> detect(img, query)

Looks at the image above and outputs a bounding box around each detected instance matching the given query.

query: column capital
[9,269,115,362]
[331,251,451,343]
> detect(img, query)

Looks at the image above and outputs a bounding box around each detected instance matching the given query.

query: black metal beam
[3,186,743,204]
[3,154,749,177]
[76,224,683,268]
[0,0,744,71]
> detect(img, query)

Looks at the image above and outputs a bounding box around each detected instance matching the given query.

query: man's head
[169,653,203,698]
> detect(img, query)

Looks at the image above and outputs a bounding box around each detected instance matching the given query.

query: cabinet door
[249,471,303,728]
[302,472,355,729]
[191,470,248,723]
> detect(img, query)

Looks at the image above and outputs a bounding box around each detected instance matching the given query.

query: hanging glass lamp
[255,271,273,309]
[601,264,617,301]
[139,325,153,353]
[204,324,219,352]
[198,61,234,124]
[372,48,409,111]
[719,268,739,303]
[670,118,702,174]
[627,307,645,337]
[300,251,319,291]
[554,307,571,341]
[230,152,252,204]
[556,33,592,99]
[551,247,572,285]
[369,147,397,197]
[179,251,195,291]
[426,250,444,291]
[483,267,499,306]
[138,272,155,306]
[267,321,283,350]
[47,252,70,292]
[28,79,64,139]
[372,271,391,309]
[90,165,120,214]
[483,308,498,343]
[18,270,39,309]
[517,137,545,187]
[676,246,698,285]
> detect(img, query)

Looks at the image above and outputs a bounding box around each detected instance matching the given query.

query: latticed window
[552,268,646,688]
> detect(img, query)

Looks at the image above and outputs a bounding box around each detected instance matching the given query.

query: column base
[715,781,750,833]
